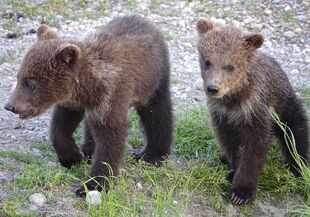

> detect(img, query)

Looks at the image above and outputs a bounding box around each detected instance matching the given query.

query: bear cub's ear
[196,19,213,34]
[56,43,81,66]
[244,33,264,49]
[37,24,58,40]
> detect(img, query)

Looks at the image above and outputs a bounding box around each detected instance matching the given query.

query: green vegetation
[1,0,111,28]
[1,93,310,216]
[280,10,296,23]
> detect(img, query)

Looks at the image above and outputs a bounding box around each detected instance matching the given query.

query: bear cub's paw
[58,152,83,168]
[75,178,108,198]
[81,144,95,162]
[229,186,256,205]
[130,149,166,165]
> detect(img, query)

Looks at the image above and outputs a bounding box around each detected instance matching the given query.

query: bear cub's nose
[4,103,16,113]
[207,84,219,94]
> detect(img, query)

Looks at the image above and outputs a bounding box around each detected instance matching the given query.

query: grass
[1,97,310,216]
[269,106,310,216]
[280,10,296,23]
[1,0,111,28]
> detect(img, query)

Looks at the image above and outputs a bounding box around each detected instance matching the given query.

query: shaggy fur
[4,16,173,197]
[196,19,309,205]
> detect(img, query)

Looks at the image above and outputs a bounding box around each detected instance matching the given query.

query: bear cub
[196,19,309,204]
[4,15,173,197]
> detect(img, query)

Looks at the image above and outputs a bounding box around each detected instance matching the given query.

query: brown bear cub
[196,19,309,205]
[4,15,173,197]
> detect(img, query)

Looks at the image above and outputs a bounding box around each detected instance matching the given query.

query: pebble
[136,182,143,190]
[264,9,272,15]
[210,18,226,27]
[294,28,302,34]
[16,12,24,20]
[250,23,263,30]
[284,31,295,38]
[29,193,47,207]
[290,69,299,74]
[29,29,37,34]
[86,190,102,206]
[6,33,18,39]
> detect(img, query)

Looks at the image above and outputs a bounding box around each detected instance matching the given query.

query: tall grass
[269,107,310,214]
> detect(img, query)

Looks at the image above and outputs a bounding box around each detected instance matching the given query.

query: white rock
[183,42,193,49]
[210,18,226,27]
[194,78,204,90]
[294,28,302,34]
[290,69,299,74]
[264,9,272,15]
[29,193,47,207]
[284,5,291,11]
[136,182,143,190]
[86,190,102,206]
[250,23,263,30]
[29,205,39,212]
[284,31,295,38]
[232,20,242,28]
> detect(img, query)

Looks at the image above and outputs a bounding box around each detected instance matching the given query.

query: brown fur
[196,19,309,205]
[4,15,173,197]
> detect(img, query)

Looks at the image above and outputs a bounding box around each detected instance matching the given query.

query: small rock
[29,29,36,34]
[29,193,47,207]
[264,9,272,15]
[261,29,273,39]
[290,69,299,74]
[29,205,39,212]
[183,42,193,49]
[284,5,291,11]
[136,182,143,190]
[250,23,263,30]
[2,10,14,19]
[16,12,24,20]
[210,18,226,27]
[294,28,302,34]
[6,33,18,39]
[173,200,178,205]
[194,78,203,90]
[232,20,242,28]
[86,190,101,206]
[284,31,295,38]
[243,17,255,25]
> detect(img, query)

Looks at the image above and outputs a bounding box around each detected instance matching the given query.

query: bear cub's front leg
[50,105,84,168]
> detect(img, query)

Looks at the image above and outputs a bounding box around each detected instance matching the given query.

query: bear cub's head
[4,25,81,119]
[196,19,264,99]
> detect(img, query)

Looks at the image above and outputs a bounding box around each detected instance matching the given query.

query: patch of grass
[269,107,310,214]
[126,0,137,11]
[0,49,17,65]
[174,106,218,159]
[1,105,310,216]
[164,30,174,41]
[1,0,111,28]
[280,10,296,23]
[243,0,257,8]
[149,0,162,11]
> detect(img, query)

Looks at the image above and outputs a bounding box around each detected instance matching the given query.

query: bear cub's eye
[205,60,211,69]
[23,79,36,90]
[224,65,235,72]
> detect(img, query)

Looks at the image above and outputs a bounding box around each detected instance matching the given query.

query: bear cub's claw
[229,186,255,205]
[130,149,166,165]
[58,152,83,168]
[75,179,108,198]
